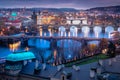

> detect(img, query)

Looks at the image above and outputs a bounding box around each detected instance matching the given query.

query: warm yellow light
[102,49,108,54]
[54,49,57,59]
[9,41,21,52]
[25,47,29,51]
[41,16,55,24]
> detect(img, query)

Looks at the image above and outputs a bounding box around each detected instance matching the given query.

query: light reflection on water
[0,26,116,64]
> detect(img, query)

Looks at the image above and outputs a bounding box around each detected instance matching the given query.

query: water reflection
[59,26,66,37]
[38,26,115,38]
[105,26,114,38]
[57,39,81,60]
[39,28,42,37]
[53,49,57,59]
[9,41,21,52]
[36,39,50,48]
[48,28,52,36]
[82,26,90,37]
[93,26,102,38]
[0,25,117,65]
[70,26,78,37]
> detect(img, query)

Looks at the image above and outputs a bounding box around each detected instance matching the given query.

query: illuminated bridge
[0,36,107,42]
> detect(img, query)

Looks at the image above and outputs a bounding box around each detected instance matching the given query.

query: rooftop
[20,55,120,80]
[6,51,35,62]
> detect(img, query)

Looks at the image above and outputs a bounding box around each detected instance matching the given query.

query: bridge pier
[0,39,8,47]
[114,26,119,31]
[50,39,57,50]
[90,27,93,32]
[102,27,105,33]
[81,39,88,48]
[21,38,28,47]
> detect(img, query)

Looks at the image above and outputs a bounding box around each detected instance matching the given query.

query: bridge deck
[0,36,108,41]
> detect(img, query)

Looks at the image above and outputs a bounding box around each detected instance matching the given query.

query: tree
[88,44,97,52]
[99,38,108,51]
[107,41,116,57]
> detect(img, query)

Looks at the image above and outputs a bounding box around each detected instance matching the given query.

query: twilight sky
[0,0,120,9]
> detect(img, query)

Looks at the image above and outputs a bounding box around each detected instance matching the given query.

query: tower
[31,11,37,25]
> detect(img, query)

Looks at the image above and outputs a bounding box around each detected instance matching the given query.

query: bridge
[0,36,107,42]
[0,36,110,48]
[38,24,120,33]
[38,24,117,28]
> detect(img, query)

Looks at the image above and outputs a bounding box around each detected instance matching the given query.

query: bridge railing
[0,36,108,41]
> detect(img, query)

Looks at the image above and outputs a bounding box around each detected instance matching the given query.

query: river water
[0,26,119,64]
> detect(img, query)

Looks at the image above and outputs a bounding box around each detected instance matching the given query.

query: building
[5,19,22,28]
[0,51,36,80]
[0,50,73,80]
[31,11,37,25]
[37,11,55,25]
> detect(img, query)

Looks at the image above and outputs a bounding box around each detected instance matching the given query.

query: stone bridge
[38,24,119,32]
[0,36,109,48]
[0,36,105,42]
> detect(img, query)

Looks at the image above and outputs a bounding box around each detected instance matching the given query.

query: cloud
[0,0,120,9]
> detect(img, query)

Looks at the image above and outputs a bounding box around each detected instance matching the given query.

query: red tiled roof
[6,20,21,23]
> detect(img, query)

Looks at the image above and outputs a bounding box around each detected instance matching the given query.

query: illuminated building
[37,10,56,25]
[0,51,36,80]
[40,15,55,25]
[66,15,88,25]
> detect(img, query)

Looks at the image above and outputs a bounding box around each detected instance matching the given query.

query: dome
[6,51,35,61]
[11,12,17,17]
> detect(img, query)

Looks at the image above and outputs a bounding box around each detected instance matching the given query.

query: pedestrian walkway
[20,55,120,80]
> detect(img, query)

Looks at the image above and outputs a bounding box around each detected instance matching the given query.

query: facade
[0,51,36,80]
[5,20,22,28]
[31,11,37,25]
[0,50,72,80]
[66,18,88,25]
[37,11,57,25]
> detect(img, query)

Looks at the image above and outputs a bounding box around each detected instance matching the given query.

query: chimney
[34,60,41,74]
[35,60,39,69]
[28,59,32,62]
[23,60,27,66]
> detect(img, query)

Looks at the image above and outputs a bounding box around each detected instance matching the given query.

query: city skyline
[0,0,120,9]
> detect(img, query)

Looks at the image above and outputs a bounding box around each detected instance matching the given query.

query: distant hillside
[88,5,120,12]
[0,8,79,12]
[30,8,79,12]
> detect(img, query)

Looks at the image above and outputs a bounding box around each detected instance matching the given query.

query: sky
[0,0,120,9]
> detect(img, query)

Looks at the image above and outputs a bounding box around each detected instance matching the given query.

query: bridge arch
[93,26,102,38]
[93,26,102,33]
[118,27,120,32]
[57,39,81,60]
[70,26,78,37]
[59,26,66,37]
[81,26,90,37]
[72,20,81,25]
[105,26,114,38]
[28,38,50,49]
[105,26,114,33]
